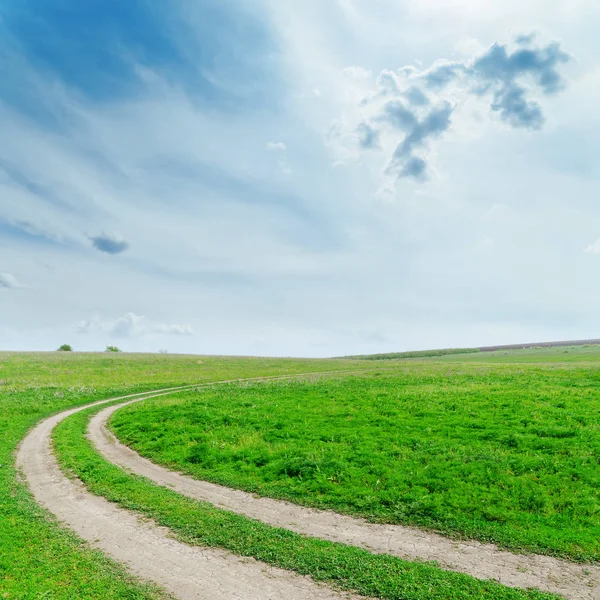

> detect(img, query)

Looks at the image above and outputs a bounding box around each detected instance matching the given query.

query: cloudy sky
[1,0,599,356]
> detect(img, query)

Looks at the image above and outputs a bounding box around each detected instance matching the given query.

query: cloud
[76,312,194,338]
[266,141,287,151]
[110,312,147,338]
[0,272,24,289]
[404,86,430,107]
[376,100,453,179]
[89,232,129,254]
[154,323,194,335]
[585,239,600,254]
[342,66,372,79]
[356,122,380,149]
[468,40,570,128]
[265,141,292,174]
[348,35,570,181]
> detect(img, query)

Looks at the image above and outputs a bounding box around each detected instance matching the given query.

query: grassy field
[52,395,557,600]
[339,348,481,360]
[4,347,598,598]
[0,351,371,599]
[111,357,600,562]
[440,344,600,364]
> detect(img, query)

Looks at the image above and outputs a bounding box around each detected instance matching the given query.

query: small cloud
[356,123,381,149]
[479,236,495,251]
[75,314,101,333]
[89,232,129,254]
[585,239,600,254]
[384,102,454,181]
[515,33,537,46]
[154,323,194,336]
[486,203,513,223]
[343,66,372,79]
[265,141,287,152]
[0,272,25,289]
[396,156,428,180]
[75,312,194,338]
[109,312,147,338]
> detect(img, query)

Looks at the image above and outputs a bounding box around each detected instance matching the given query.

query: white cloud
[585,239,600,254]
[265,141,292,174]
[342,66,372,79]
[154,323,194,335]
[110,313,147,338]
[266,141,287,151]
[0,272,25,289]
[75,313,194,339]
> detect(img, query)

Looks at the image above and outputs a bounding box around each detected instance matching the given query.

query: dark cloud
[386,102,454,180]
[90,232,129,254]
[375,70,400,95]
[404,86,430,107]
[380,100,418,130]
[424,63,465,89]
[398,156,428,180]
[469,41,569,129]
[473,42,569,94]
[0,272,24,289]
[423,39,571,129]
[356,122,380,149]
[489,86,544,129]
[354,35,570,182]
[515,33,537,46]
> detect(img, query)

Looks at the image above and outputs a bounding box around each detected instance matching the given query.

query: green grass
[340,348,481,360]
[341,343,600,363]
[439,344,600,364]
[0,351,369,599]
[111,361,600,562]
[53,399,558,600]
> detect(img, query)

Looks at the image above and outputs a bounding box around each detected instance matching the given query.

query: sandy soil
[15,388,365,600]
[91,396,600,600]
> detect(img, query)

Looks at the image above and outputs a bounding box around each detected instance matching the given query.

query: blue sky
[1,0,600,356]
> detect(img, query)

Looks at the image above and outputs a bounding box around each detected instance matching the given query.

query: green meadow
[112,352,600,562]
[0,352,368,599]
[3,347,598,598]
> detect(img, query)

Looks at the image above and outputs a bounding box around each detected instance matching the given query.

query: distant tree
[105,345,121,353]
[57,344,72,352]
[158,348,169,354]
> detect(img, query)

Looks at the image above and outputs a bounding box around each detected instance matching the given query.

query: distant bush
[57,344,72,352]
[105,346,121,353]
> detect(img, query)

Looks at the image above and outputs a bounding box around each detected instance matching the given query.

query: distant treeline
[340,348,481,360]
[478,339,600,352]
[343,338,600,360]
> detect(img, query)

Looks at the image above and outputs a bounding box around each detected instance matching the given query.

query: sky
[1,0,600,357]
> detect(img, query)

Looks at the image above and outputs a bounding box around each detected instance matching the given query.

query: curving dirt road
[16,386,366,600]
[91,396,600,600]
